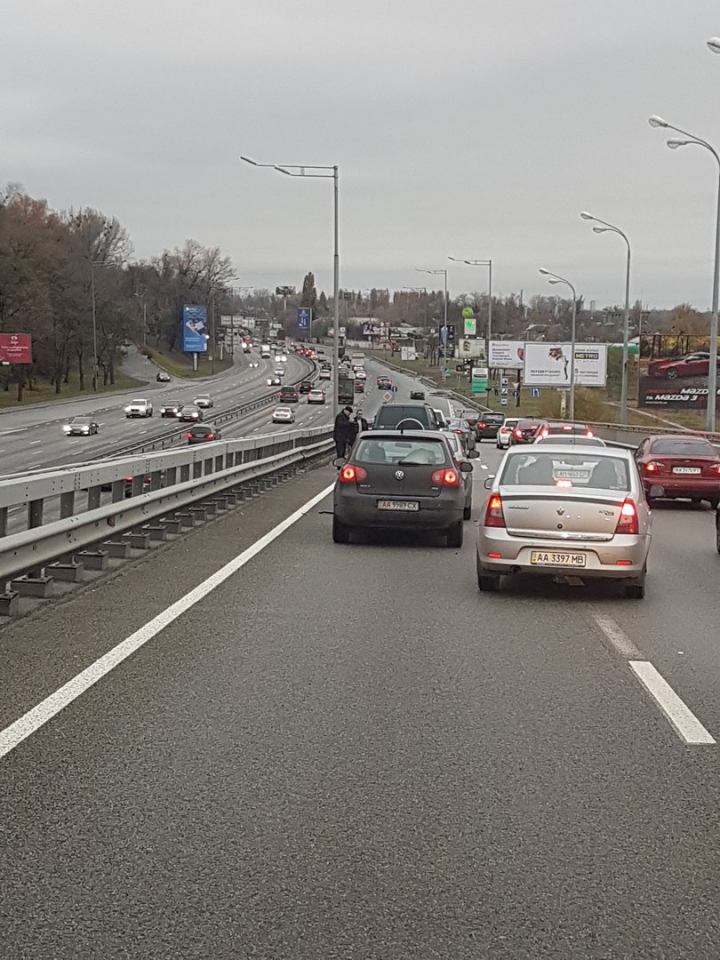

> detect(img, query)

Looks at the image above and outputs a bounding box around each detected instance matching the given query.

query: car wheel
[476,557,501,592]
[463,502,472,521]
[445,520,464,548]
[624,566,646,600]
[707,497,719,510]
[332,516,352,544]
[665,367,679,380]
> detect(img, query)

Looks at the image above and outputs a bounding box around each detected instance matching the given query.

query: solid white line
[0,481,335,762]
[629,661,716,745]
[30,440,42,445]
[593,614,643,659]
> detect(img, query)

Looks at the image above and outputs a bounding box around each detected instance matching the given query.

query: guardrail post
[87,485,102,511]
[149,471,163,492]
[180,464,190,483]
[166,466,178,487]
[0,506,7,538]
[60,491,75,519]
[0,581,19,616]
[131,476,145,497]
[111,480,125,503]
[193,462,202,480]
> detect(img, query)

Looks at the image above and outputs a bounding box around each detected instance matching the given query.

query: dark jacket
[355,416,369,433]
[333,412,354,444]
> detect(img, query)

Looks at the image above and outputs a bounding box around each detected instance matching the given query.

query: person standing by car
[354,411,369,434]
[333,406,355,458]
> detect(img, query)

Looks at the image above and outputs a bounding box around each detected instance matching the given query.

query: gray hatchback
[332,430,471,547]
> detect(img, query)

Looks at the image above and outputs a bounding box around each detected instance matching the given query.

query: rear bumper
[477,529,650,579]
[334,492,463,529]
[643,479,720,499]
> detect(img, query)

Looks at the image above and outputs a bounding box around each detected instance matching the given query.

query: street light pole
[539,268,578,420]
[649,116,720,432]
[580,213,632,424]
[90,264,98,392]
[417,268,448,370]
[241,156,340,413]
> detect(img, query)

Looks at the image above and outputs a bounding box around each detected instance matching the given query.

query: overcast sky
[4,0,720,309]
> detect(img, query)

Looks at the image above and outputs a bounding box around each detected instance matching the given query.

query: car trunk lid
[499,487,627,541]
[357,463,443,498]
[642,454,720,478]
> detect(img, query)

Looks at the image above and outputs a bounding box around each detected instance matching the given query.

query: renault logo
[394,470,405,481]
[556,507,565,516]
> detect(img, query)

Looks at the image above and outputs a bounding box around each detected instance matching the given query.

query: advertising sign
[0,333,32,364]
[637,334,720,410]
[456,338,486,360]
[400,346,417,361]
[488,340,525,369]
[463,317,477,336]
[471,366,488,393]
[297,307,311,331]
[182,305,208,353]
[523,342,607,386]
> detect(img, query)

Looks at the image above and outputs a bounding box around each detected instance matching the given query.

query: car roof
[646,433,712,441]
[506,443,631,459]
[363,429,449,440]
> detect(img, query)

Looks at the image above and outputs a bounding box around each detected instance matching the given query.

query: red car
[647,352,720,380]
[634,434,720,507]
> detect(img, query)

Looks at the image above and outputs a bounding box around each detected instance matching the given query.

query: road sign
[391,384,398,393]
[501,376,509,388]
[512,390,519,398]
[471,366,488,393]
[500,387,508,397]
[463,317,477,336]
[297,307,311,330]
[383,392,392,402]
[0,333,32,364]
[462,307,473,319]
[531,387,540,398]
[500,397,508,407]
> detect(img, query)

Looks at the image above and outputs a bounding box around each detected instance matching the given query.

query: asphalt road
[1,360,719,959]
[0,347,314,476]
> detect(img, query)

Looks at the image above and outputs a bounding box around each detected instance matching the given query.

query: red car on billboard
[647,352,720,380]
[0,334,32,364]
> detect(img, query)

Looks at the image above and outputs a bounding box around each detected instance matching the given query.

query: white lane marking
[27,463,43,469]
[0,481,336,762]
[30,440,42,445]
[593,614,643,659]
[629,661,716,745]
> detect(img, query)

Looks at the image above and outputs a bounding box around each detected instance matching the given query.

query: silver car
[476,445,654,599]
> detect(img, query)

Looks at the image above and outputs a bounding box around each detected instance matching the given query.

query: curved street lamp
[539,268,578,420]
[647,117,720,432]
[580,212,632,424]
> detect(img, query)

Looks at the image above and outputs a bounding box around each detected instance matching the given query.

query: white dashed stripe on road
[629,661,716,745]
[0,482,336,762]
[592,612,715,746]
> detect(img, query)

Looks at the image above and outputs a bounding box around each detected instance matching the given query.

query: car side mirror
[459,461,473,473]
[468,450,480,459]
[649,484,664,499]
[483,475,495,490]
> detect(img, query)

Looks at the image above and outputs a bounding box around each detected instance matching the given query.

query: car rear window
[354,438,449,465]
[500,452,630,491]
[649,439,717,456]
[373,405,434,429]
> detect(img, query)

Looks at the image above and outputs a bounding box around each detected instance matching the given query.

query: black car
[333,430,470,547]
[410,389,425,400]
[298,381,313,394]
[160,400,183,418]
[63,416,99,436]
[510,418,548,444]
[473,409,504,440]
[156,371,171,382]
[187,424,222,444]
[372,403,439,431]
[279,386,299,403]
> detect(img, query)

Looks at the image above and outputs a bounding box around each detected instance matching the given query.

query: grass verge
[0,371,145,410]
[145,349,234,379]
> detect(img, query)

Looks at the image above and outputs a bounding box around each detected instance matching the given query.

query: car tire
[665,368,679,380]
[476,558,501,592]
[463,502,472,521]
[445,520,464,548]
[332,516,352,544]
[624,566,646,600]
[708,497,719,510]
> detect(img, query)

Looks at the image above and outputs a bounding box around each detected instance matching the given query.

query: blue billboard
[297,307,311,331]
[182,305,208,353]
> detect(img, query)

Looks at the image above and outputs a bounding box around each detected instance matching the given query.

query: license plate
[530,551,586,567]
[377,500,419,512]
[672,467,701,474]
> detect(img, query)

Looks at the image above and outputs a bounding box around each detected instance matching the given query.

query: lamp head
[666,139,688,150]
[580,211,594,221]
[538,268,551,276]
[707,37,720,54]
[648,115,669,129]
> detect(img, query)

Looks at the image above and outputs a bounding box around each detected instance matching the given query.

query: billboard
[638,334,720,410]
[297,307,311,331]
[471,366,488,393]
[456,338,486,360]
[523,342,608,386]
[463,317,477,336]
[182,305,208,353]
[0,333,32,364]
[489,340,525,369]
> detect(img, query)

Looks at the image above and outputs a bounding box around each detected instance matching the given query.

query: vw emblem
[394,470,405,481]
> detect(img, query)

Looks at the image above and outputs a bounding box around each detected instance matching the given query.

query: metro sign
[0,333,32,364]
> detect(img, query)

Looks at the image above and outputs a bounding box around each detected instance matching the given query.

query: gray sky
[4,0,720,309]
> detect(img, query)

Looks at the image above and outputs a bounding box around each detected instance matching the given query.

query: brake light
[484,493,506,527]
[541,428,549,438]
[514,428,523,438]
[187,432,192,438]
[615,499,639,535]
[207,433,214,440]
[586,430,594,438]
[454,429,463,435]
[431,468,460,486]
[479,421,486,428]
[339,464,368,483]
[562,424,572,431]
[710,463,720,475]
[556,479,573,488]
[644,461,662,473]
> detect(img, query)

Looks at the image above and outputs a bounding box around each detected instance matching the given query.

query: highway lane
[0,349,312,476]
[1,360,720,958]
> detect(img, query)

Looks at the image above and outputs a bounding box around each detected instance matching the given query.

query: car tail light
[616,560,633,566]
[479,421,486,428]
[710,463,720,475]
[431,468,460,486]
[487,552,503,559]
[207,433,214,440]
[615,499,639,535]
[644,461,662,473]
[339,464,368,483]
[541,428,549,438]
[484,493,506,527]
[556,479,573,488]
[586,430,594,438]
[187,432,193,438]
[454,429,463,435]
[513,428,523,438]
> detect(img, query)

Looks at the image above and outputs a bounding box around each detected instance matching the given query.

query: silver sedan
[476,445,655,598]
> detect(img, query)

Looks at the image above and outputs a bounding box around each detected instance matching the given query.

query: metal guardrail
[0,425,334,601]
